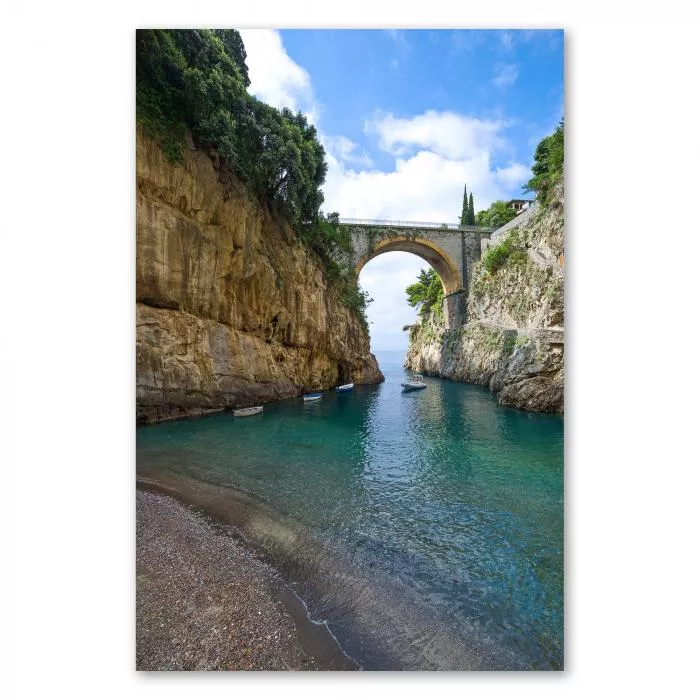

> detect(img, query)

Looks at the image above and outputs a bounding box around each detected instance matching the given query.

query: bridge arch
[341,218,496,329]
[354,236,462,295]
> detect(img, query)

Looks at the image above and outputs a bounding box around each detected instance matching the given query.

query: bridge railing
[338,217,495,233]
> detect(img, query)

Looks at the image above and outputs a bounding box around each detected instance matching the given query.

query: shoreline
[136,378,386,427]
[136,470,524,671]
[136,487,359,671]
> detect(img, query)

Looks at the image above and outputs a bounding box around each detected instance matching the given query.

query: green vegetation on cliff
[136,30,325,227]
[523,119,564,203]
[405,268,445,321]
[476,200,519,228]
[136,29,370,326]
[481,230,527,274]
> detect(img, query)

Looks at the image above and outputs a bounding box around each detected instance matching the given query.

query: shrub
[481,230,531,275]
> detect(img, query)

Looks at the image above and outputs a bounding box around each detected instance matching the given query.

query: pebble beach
[136,489,358,671]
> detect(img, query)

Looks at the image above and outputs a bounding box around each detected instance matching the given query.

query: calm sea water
[136,350,564,670]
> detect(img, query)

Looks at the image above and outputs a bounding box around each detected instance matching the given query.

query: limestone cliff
[136,128,383,424]
[405,183,564,413]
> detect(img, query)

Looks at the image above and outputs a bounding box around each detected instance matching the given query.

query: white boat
[335,383,354,392]
[303,393,323,402]
[401,378,427,391]
[233,406,263,417]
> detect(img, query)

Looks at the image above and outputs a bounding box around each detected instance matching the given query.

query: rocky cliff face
[136,128,383,424]
[405,183,564,413]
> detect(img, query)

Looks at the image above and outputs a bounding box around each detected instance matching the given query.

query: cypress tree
[460,185,469,226]
[468,192,475,225]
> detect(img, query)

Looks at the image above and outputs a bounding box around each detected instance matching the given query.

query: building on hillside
[507,199,534,214]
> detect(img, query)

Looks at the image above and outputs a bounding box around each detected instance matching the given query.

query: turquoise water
[136,350,564,670]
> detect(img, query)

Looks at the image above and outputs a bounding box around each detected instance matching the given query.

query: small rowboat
[401,379,426,392]
[335,383,354,392]
[233,406,263,417]
[303,393,323,402]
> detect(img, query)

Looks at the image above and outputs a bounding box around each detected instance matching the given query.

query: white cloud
[321,135,373,169]
[365,110,506,160]
[323,110,528,223]
[239,29,320,123]
[324,148,511,222]
[496,162,531,189]
[492,63,519,89]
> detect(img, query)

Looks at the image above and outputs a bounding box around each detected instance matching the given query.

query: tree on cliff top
[523,119,564,202]
[460,188,476,226]
[136,29,326,229]
[476,200,518,228]
[213,29,250,87]
[460,186,469,226]
[406,268,444,318]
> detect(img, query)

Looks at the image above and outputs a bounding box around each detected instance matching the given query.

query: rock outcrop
[405,183,564,413]
[137,128,383,424]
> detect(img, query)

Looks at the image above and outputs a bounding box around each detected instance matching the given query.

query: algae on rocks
[405,181,564,413]
[136,127,383,424]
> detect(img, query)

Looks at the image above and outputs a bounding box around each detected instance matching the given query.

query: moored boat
[335,383,354,392]
[401,378,427,391]
[303,393,323,402]
[233,406,263,417]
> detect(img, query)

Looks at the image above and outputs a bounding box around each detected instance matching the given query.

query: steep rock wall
[136,128,383,424]
[405,184,564,413]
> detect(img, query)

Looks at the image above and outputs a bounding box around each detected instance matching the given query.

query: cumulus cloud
[496,162,531,189]
[365,110,506,160]
[492,63,519,88]
[324,148,512,222]
[239,29,320,123]
[323,111,528,223]
[321,135,373,169]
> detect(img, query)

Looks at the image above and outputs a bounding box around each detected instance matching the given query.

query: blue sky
[239,29,563,351]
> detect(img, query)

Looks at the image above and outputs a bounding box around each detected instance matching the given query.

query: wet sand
[136,489,358,671]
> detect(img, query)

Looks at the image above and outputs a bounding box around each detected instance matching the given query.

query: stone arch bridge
[338,218,497,329]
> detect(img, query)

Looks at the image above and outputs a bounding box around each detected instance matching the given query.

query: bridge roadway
[338,217,496,234]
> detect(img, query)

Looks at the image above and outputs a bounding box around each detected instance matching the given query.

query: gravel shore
[136,489,357,671]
